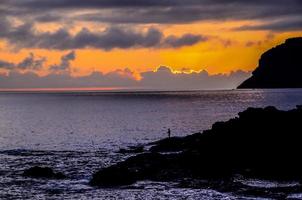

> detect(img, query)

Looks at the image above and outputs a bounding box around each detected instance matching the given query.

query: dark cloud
[0,53,46,71]
[1,0,302,27]
[0,1,301,52]
[163,34,207,48]
[235,18,302,32]
[0,19,204,50]
[34,14,63,23]
[10,0,302,13]
[0,66,251,90]
[49,51,76,72]
[0,60,15,70]
[0,69,137,89]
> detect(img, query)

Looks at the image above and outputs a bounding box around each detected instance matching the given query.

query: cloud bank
[49,51,76,72]
[0,18,206,50]
[3,1,302,23]
[1,0,301,30]
[0,66,250,90]
[0,53,46,71]
[235,18,302,32]
[0,0,301,51]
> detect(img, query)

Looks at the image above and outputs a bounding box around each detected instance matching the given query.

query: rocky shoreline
[89,105,302,198]
[21,105,302,198]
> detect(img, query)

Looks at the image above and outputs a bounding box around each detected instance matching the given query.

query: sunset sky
[0,0,302,89]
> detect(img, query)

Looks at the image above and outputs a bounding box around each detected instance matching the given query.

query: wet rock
[90,153,180,187]
[90,105,302,187]
[149,134,202,152]
[23,166,66,179]
[149,137,183,152]
[117,145,144,154]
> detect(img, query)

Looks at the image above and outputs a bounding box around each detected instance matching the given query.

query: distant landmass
[238,37,302,88]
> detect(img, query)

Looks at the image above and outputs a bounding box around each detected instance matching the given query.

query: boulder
[23,166,66,179]
[90,153,180,187]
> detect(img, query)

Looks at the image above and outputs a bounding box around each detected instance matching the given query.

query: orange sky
[0,19,302,77]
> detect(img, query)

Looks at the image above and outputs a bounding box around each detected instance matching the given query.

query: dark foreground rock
[90,105,302,188]
[23,166,66,179]
[238,37,302,88]
[178,178,302,199]
[117,145,144,154]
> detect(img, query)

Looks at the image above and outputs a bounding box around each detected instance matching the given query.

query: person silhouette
[167,128,171,138]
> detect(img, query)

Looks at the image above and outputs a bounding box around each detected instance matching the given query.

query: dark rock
[238,37,302,88]
[23,166,66,179]
[117,145,144,154]
[90,153,175,187]
[149,134,202,152]
[90,105,302,187]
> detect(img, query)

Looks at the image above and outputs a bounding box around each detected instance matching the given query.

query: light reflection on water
[0,89,301,199]
[0,89,301,151]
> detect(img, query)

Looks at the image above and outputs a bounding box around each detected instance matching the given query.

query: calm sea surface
[0,89,302,199]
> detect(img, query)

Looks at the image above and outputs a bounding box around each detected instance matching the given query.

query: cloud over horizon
[49,51,76,72]
[0,0,301,89]
[0,53,46,71]
[0,66,251,90]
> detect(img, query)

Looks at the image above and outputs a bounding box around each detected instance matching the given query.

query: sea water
[0,89,302,199]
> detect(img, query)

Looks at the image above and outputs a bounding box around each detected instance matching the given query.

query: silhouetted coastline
[90,105,302,198]
[238,37,302,88]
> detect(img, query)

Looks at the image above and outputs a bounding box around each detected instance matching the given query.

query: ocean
[0,89,302,199]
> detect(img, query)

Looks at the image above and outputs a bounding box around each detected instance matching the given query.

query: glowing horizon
[1,1,302,89]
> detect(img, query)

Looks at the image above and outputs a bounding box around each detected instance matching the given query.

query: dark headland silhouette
[238,37,302,88]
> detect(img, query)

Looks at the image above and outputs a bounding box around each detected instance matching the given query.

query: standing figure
[167,128,171,138]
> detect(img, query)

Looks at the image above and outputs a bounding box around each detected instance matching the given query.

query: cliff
[238,37,302,88]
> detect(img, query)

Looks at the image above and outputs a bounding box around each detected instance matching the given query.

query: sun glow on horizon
[1,0,302,90]
[1,19,301,78]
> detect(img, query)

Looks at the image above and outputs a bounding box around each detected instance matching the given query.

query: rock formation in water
[90,105,302,188]
[238,37,302,88]
[23,166,66,179]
